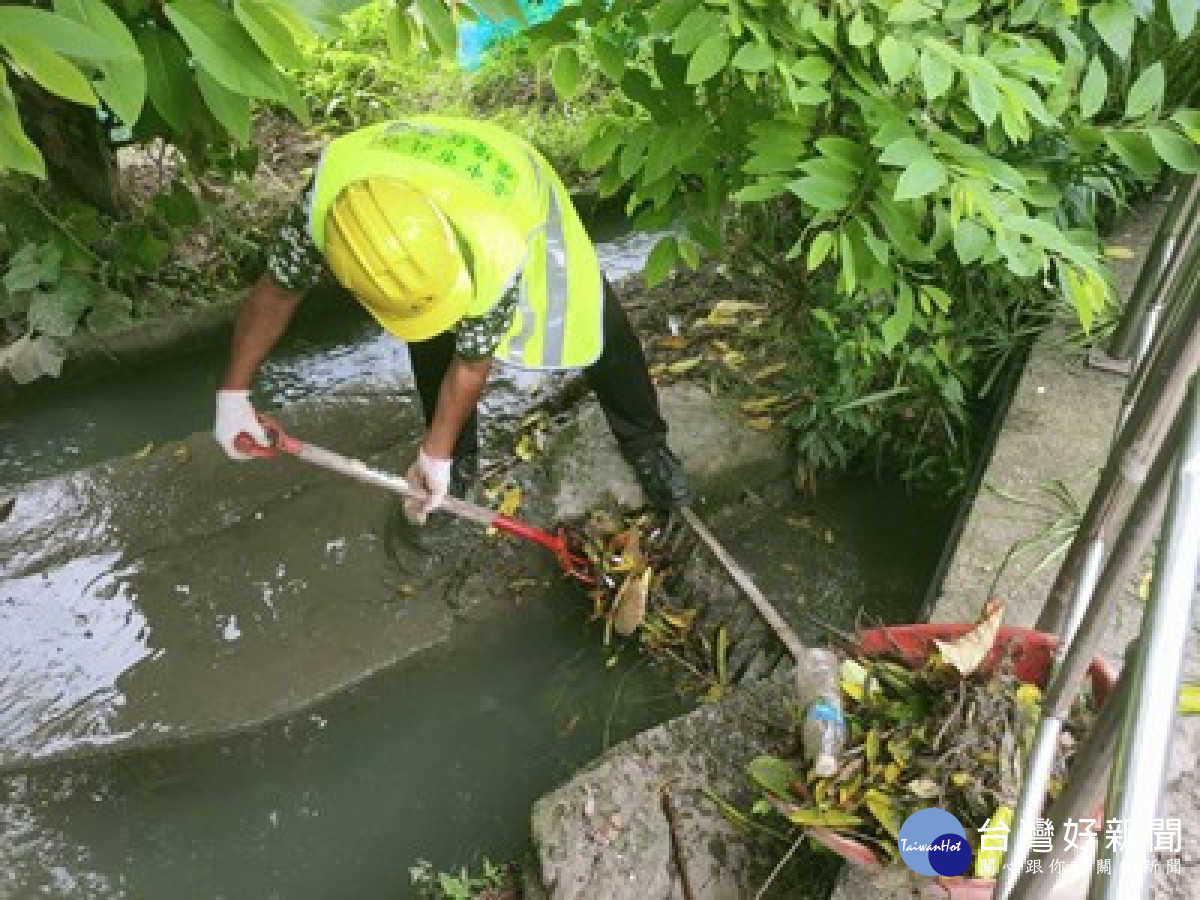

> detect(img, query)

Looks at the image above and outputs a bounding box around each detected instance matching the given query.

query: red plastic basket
[805,624,1116,897]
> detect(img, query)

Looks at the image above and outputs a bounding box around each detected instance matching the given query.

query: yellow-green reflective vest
[308,116,604,370]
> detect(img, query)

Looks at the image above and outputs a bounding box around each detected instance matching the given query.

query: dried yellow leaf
[907,778,940,799]
[933,598,1005,676]
[753,362,788,382]
[498,485,522,517]
[667,356,703,375]
[613,566,652,636]
[863,788,902,837]
[655,335,691,350]
[746,416,774,431]
[741,395,782,413]
[132,442,155,460]
[515,433,537,462]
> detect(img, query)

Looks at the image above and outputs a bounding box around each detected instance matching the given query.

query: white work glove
[403,447,453,525]
[214,389,269,460]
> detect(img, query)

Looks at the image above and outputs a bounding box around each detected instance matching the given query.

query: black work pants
[406,278,668,462]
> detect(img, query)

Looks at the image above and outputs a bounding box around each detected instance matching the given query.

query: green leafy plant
[409,858,514,900]
[515,0,1198,488]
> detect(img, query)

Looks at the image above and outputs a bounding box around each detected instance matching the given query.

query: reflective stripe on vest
[308,117,603,371]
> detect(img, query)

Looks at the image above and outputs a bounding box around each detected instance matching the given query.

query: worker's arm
[214,274,304,459]
[423,355,492,458]
[221,273,305,390]
[402,355,491,523]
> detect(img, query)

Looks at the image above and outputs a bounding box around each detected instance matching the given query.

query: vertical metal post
[995,424,1179,900]
[1036,286,1200,636]
[1115,234,1200,436]
[1107,176,1200,363]
[1092,377,1200,899]
[1008,666,1133,900]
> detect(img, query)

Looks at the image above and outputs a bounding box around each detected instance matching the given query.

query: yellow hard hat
[324,178,473,342]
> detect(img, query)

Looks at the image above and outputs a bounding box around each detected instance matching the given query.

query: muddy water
[0,591,684,899]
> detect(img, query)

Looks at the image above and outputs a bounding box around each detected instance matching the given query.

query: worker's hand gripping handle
[232,415,301,458]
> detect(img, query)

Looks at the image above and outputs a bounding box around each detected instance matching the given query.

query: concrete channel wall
[528,196,1200,899]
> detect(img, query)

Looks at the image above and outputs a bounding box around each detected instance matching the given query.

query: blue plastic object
[458,0,561,70]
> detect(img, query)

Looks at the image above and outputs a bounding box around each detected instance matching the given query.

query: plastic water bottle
[794,648,847,777]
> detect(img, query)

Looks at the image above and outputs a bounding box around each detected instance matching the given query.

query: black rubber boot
[621,442,692,509]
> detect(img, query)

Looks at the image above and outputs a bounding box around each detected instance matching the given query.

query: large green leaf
[747,755,801,798]
[793,55,833,84]
[732,177,789,203]
[953,219,989,264]
[848,12,874,48]
[730,42,774,72]
[27,275,95,338]
[1169,0,1197,39]
[196,64,251,143]
[0,6,131,60]
[1079,56,1107,120]
[1104,130,1160,177]
[672,9,720,55]
[644,235,678,288]
[0,36,96,105]
[472,0,525,24]
[788,174,854,211]
[3,242,61,293]
[878,36,917,84]
[593,36,624,82]
[880,285,914,353]
[1089,1,1135,60]
[54,0,146,125]
[894,156,946,200]
[0,84,47,177]
[643,127,683,183]
[686,33,728,85]
[807,230,834,269]
[136,27,201,135]
[888,0,938,23]
[551,46,584,100]
[966,72,1001,126]
[1124,63,1163,120]
[1173,109,1200,142]
[919,49,953,100]
[817,136,871,170]
[880,136,932,167]
[1147,126,1200,173]
[414,0,456,56]
[649,0,691,34]
[163,0,284,100]
[234,0,305,69]
[383,4,413,58]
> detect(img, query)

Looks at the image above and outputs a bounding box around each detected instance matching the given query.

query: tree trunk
[15,81,126,217]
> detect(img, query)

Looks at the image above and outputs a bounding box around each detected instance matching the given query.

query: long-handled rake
[235,419,593,583]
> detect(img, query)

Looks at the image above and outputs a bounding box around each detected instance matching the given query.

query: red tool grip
[233,415,304,458]
[493,515,592,583]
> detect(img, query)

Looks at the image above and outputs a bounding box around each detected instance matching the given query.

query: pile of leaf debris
[562,506,741,700]
[746,602,1100,873]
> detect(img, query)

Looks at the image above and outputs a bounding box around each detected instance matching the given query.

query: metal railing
[996,174,1200,900]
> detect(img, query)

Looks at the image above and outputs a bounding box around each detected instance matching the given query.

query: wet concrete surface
[1,395,461,771]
